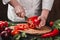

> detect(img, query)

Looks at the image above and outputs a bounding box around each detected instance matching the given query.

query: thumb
[40,20,45,26]
[37,16,41,20]
[21,12,25,18]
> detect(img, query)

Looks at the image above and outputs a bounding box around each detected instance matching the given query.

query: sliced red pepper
[29,23,36,29]
[14,25,24,30]
[41,29,59,38]
[27,16,40,27]
[23,24,29,29]
[16,24,29,30]
[11,30,19,36]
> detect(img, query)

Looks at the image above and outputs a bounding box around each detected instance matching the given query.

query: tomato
[4,21,8,27]
[0,23,3,27]
[2,21,8,27]
[0,23,4,31]
[11,30,19,36]
[50,21,54,27]
[0,21,8,27]
[0,21,5,26]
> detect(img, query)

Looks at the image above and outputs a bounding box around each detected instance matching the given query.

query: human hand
[37,16,47,28]
[14,5,25,18]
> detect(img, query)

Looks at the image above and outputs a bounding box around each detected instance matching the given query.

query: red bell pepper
[29,23,36,29]
[27,16,41,27]
[41,29,59,38]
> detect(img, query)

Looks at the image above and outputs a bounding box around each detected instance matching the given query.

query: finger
[39,24,42,28]
[15,7,21,13]
[16,10,24,17]
[15,8,21,17]
[19,13,21,17]
[21,12,25,18]
[37,16,41,20]
[16,13,21,17]
[40,20,45,26]
[39,23,42,28]
[39,20,45,28]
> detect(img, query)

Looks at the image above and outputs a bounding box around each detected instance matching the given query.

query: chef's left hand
[37,9,49,28]
[37,16,47,28]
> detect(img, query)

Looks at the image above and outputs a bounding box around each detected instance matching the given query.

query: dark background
[0,0,8,20]
[0,0,60,22]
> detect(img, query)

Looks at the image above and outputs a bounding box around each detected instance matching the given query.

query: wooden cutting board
[20,26,52,35]
[10,26,52,35]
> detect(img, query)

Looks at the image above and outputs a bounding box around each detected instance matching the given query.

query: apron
[7,0,41,22]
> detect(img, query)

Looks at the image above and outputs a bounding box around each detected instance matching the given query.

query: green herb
[13,34,20,40]
[21,32,27,38]
[52,19,60,29]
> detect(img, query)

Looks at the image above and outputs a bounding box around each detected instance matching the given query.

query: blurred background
[0,0,8,20]
[0,0,60,22]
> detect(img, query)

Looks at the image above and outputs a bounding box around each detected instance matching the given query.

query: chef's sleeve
[42,0,54,11]
[2,0,10,5]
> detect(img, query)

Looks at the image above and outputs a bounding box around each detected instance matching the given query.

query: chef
[2,0,54,28]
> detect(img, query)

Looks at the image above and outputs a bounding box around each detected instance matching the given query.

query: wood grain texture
[10,25,52,35]
[20,26,52,35]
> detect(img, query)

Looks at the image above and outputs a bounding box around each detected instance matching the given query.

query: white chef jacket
[2,0,54,22]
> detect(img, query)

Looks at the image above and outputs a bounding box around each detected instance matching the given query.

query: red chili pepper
[41,29,59,38]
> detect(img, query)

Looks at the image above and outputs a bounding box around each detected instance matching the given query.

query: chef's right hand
[14,5,25,18]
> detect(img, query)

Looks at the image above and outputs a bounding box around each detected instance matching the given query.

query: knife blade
[25,16,28,21]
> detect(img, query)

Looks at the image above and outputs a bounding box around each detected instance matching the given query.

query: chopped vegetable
[27,16,41,28]
[11,30,19,36]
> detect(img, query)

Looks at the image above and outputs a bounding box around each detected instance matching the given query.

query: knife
[25,16,28,21]
[22,16,28,23]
